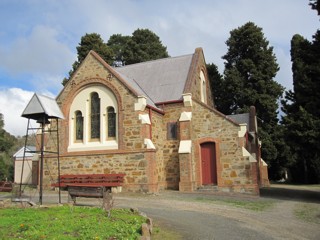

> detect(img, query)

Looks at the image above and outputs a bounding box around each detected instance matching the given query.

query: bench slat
[51,174,125,188]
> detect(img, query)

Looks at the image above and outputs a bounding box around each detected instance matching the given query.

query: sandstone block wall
[158,103,184,190]
[191,100,259,194]
[43,150,157,192]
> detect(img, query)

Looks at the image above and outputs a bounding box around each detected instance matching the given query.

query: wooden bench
[0,181,13,192]
[51,174,125,203]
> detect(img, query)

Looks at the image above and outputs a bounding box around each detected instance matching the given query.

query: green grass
[195,197,275,211]
[0,206,146,239]
[294,203,320,224]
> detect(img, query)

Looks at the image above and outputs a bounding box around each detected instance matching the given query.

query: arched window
[68,85,118,152]
[75,110,83,141]
[107,107,116,138]
[90,92,100,139]
[200,71,207,104]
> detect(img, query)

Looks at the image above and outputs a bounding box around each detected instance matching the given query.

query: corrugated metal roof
[115,54,194,103]
[21,93,64,120]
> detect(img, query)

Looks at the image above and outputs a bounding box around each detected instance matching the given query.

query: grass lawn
[0,206,147,240]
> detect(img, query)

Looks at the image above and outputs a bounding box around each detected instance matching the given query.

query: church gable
[56,51,158,155]
[183,48,215,109]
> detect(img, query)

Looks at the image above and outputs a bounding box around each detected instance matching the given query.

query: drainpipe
[149,108,152,140]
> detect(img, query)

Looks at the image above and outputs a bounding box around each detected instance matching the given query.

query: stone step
[197,185,219,192]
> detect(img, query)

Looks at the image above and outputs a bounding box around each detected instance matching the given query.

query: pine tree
[128,28,169,64]
[206,63,223,109]
[281,32,320,183]
[63,29,169,86]
[221,22,284,175]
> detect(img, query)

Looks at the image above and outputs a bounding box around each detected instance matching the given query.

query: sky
[0,0,319,136]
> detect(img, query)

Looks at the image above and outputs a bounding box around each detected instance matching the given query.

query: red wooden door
[201,142,217,185]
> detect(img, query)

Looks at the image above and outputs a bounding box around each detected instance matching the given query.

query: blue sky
[0,0,318,136]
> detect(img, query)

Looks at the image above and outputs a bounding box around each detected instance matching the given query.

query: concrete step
[197,185,219,192]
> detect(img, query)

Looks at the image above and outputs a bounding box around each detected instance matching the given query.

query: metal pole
[57,119,61,204]
[19,119,30,197]
[39,117,45,205]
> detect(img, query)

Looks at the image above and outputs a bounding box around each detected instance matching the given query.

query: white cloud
[0,88,37,136]
[0,25,75,92]
[0,0,318,130]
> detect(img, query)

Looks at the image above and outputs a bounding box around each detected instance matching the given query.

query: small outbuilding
[13,146,38,185]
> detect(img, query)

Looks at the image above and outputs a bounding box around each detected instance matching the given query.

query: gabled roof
[115,54,194,103]
[13,146,36,158]
[60,49,199,109]
[87,51,160,110]
[21,93,64,121]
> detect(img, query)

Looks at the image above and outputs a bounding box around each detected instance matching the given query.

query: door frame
[200,142,217,185]
[195,138,221,187]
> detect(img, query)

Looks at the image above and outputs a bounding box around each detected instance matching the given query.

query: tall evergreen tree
[206,63,223,109]
[221,22,284,174]
[281,32,320,183]
[128,28,169,64]
[63,29,169,85]
[107,34,131,63]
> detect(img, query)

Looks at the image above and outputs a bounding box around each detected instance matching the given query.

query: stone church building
[43,48,269,195]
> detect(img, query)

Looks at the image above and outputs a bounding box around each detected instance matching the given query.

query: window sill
[68,140,118,152]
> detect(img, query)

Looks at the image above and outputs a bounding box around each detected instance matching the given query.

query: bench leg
[68,192,76,204]
[102,188,113,217]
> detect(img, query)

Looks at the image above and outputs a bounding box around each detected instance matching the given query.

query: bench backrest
[54,174,125,187]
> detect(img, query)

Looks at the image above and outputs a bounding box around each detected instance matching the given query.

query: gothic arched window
[107,107,116,138]
[200,70,207,104]
[75,110,83,141]
[68,85,119,152]
[90,92,100,139]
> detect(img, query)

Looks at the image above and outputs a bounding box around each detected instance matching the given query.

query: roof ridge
[117,53,194,69]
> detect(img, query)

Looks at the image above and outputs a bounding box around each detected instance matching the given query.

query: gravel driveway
[114,189,320,240]
[1,185,320,240]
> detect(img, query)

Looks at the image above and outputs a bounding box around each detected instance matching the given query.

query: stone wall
[159,103,184,190]
[57,52,146,154]
[42,52,161,192]
[190,100,259,194]
[43,150,157,192]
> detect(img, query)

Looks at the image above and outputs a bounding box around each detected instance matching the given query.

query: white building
[13,146,38,185]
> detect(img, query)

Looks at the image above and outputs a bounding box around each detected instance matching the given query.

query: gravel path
[114,191,320,240]
[1,185,320,239]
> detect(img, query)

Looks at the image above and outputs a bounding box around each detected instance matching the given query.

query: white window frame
[68,85,118,152]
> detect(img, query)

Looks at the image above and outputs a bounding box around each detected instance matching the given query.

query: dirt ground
[1,184,320,239]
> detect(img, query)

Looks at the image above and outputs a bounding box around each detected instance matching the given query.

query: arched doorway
[201,142,217,185]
